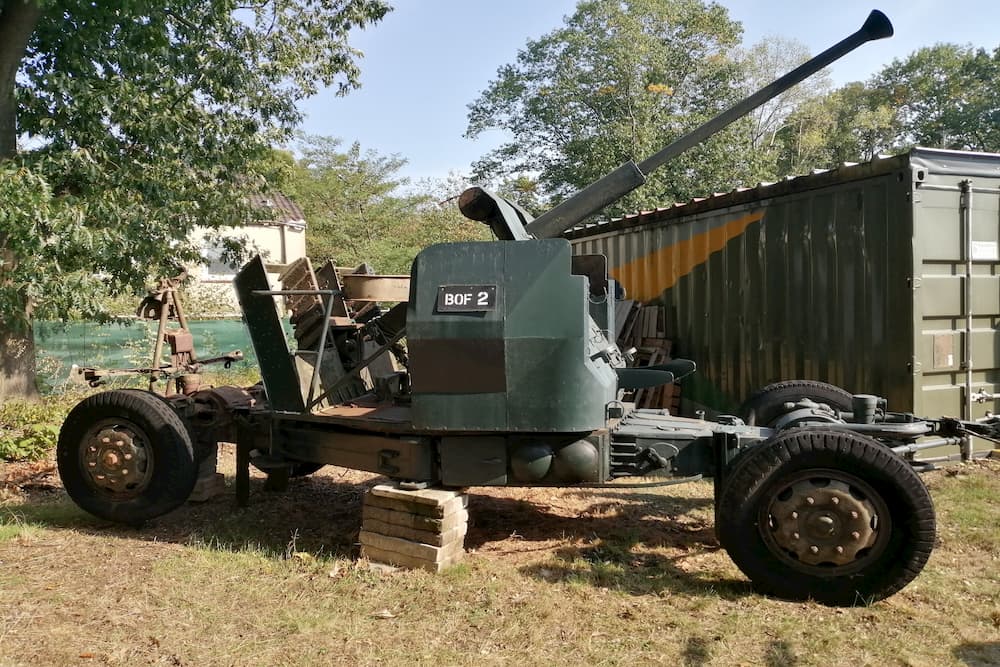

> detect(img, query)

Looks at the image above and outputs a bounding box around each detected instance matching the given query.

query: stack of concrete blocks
[360,484,469,572]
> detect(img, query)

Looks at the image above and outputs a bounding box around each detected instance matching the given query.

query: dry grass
[0,454,998,667]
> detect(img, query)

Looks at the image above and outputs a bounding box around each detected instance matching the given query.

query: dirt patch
[3,449,997,567]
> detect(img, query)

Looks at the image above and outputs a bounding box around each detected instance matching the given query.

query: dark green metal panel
[407,239,618,432]
[233,256,305,413]
[439,436,507,486]
[569,147,1000,462]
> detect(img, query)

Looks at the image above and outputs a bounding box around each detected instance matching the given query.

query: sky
[298,0,1000,183]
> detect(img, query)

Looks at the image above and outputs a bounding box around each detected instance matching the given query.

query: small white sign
[970,241,999,261]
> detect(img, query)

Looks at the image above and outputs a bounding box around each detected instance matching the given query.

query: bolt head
[792,532,800,540]
[831,497,840,505]
[836,546,845,554]
[101,437,110,444]
[791,511,799,519]
[805,497,815,505]
[809,545,819,554]
[124,453,133,461]
[851,531,861,540]
[850,511,859,519]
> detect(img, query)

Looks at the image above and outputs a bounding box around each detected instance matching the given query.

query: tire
[716,429,935,606]
[57,389,197,524]
[741,380,853,427]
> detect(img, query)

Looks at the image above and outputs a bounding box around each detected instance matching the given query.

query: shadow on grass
[2,474,746,600]
[1,474,379,560]
[462,485,750,600]
[953,642,1000,667]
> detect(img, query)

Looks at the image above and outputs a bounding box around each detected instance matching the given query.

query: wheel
[741,380,853,427]
[57,389,197,524]
[716,429,935,605]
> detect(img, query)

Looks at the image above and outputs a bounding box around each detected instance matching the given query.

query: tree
[285,136,490,274]
[734,36,832,182]
[465,0,756,218]
[874,44,1000,151]
[776,82,898,173]
[0,0,390,399]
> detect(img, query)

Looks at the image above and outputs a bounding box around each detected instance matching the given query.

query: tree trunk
[0,1,42,399]
[0,0,41,158]
[0,306,39,401]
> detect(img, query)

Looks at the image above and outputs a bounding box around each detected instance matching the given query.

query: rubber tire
[716,429,935,605]
[57,390,197,524]
[741,380,853,427]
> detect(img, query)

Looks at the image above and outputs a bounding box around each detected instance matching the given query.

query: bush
[0,399,70,462]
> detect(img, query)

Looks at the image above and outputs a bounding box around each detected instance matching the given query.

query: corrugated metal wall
[569,149,1000,425]
[912,152,1000,419]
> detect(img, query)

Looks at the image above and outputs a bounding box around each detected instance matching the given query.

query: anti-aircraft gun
[56,10,999,605]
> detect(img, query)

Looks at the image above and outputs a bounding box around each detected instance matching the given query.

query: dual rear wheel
[719,381,935,605]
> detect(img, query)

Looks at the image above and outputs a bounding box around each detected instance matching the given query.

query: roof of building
[249,192,307,228]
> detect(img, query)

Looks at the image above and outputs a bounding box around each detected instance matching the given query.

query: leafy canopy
[284,135,491,275]
[1,0,390,327]
[466,0,768,217]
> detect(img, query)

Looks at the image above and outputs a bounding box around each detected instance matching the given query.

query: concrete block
[359,530,465,563]
[188,472,226,503]
[370,484,468,508]
[360,544,461,573]
[362,517,467,547]
[361,505,469,533]
[364,492,467,518]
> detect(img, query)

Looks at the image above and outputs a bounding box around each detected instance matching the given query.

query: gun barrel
[525,10,893,240]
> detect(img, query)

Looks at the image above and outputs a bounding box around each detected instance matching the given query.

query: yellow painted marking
[610,211,765,301]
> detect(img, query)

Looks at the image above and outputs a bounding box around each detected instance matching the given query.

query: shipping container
[567,148,1000,449]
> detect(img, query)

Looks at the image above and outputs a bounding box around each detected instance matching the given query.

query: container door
[914,167,1000,437]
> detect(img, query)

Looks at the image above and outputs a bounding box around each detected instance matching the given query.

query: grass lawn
[1,452,998,666]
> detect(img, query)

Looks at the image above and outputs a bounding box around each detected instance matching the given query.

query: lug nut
[831,497,840,505]
[836,546,844,554]
[791,511,799,519]
[121,469,128,475]
[124,454,133,461]
[809,545,819,554]
[805,497,815,505]
[850,511,859,519]
[792,532,800,540]
[101,437,110,444]
[88,462,96,468]
[851,531,861,540]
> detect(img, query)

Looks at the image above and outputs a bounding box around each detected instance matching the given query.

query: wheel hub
[83,427,151,494]
[768,478,879,566]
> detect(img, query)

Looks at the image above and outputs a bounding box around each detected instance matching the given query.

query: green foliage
[466,0,760,217]
[873,44,1000,151]
[0,400,64,461]
[0,0,390,398]
[285,136,491,274]
[775,44,1000,170]
[776,82,899,172]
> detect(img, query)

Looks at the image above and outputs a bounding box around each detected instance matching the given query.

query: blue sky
[298,0,1000,182]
